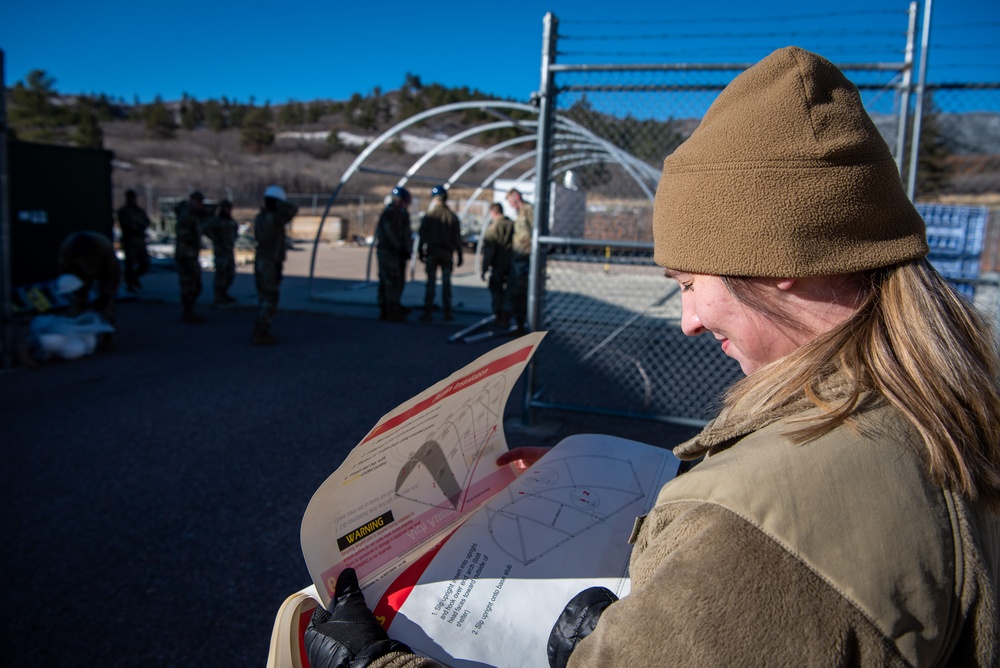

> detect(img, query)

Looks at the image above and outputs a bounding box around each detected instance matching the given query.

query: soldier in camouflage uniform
[252,185,299,345]
[174,191,209,323]
[480,203,514,327]
[203,199,239,305]
[115,189,151,293]
[506,188,534,333]
[375,187,413,323]
[417,185,463,322]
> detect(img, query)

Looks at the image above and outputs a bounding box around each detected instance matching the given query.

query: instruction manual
[266,331,682,668]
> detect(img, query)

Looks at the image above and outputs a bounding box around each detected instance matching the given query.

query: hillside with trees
[4,70,539,207]
[5,68,998,209]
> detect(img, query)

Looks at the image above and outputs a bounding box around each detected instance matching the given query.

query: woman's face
[666,270,803,375]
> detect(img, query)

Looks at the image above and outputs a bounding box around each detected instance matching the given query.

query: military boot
[251,325,277,345]
[182,307,206,324]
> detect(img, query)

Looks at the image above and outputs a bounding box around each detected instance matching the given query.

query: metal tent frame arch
[306,100,665,294]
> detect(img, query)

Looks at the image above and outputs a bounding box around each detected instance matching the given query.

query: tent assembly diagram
[484,454,648,566]
[393,374,508,512]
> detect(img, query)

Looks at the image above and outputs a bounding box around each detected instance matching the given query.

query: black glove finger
[306,569,414,668]
[547,586,619,668]
[333,566,363,600]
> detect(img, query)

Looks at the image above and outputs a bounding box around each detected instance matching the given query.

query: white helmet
[264,184,286,201]
[54,273,85,294]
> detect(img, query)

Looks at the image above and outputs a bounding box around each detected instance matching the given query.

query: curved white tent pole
[552,117,658,197]
[308,101,666,294]
[553,116,660,189]
[552,157,619,178]
[456,134,616,225]
[457,151,538,222]
[388,119,538,283]
[458,136,629,273]
[397,121,538,190]
[445,134,538,189]
[308,101,537,293]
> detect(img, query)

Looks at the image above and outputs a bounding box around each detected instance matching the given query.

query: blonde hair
[724,259,1000,510]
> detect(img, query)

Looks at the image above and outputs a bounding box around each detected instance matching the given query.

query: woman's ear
[776,277,797,291]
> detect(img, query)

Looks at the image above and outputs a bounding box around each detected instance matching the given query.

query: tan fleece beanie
[653,46,928,277]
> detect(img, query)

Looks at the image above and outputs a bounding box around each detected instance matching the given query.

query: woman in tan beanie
[301,48,1000,668]
[543,46,1000,668]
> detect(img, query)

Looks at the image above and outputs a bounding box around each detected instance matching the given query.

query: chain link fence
[921,84,1000,216]
[525,19,1000,427]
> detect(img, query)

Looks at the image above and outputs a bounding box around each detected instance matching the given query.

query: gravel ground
[0,293,697,666]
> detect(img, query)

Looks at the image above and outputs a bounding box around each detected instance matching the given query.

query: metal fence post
[895,2,918,175]
[907,0,934,198]
[522,11,559,425]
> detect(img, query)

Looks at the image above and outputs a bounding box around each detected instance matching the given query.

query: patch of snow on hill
[277,130,480,157]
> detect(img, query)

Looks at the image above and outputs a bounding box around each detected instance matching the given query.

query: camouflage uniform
[253,200,299,336]
[203,212,239,303]
[115,203,151,291]
[509,201,534,331]
[174,201,206,318]
[481,213,514,325]
[375,202,412,321]
[417,201,463,320]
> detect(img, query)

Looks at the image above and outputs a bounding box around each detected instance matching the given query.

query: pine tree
[326,129,344,151]
[229,102,248,128]
[144,96,178,139]
[203,99,226,132]
[73,101,104,148]
[307,101,327,123]
[8,69,70,143]
[179,93,203,130]
[278,101,305,127]
[240,105,275,153]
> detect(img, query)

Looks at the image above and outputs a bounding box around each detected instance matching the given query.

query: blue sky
[1,0,997,105]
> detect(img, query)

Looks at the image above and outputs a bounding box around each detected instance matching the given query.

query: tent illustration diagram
[484,454,647,566]
[394,375,507,511]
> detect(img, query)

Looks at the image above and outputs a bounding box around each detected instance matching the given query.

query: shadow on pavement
[0,290,698,666]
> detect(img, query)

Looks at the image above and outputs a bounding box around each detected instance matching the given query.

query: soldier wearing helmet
[251,185,299,345]
[417,185,463,322]
[375,187,413,322]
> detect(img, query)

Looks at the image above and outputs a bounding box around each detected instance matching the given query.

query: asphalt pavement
[0,243,696,666]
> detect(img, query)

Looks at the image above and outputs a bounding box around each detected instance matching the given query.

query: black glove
[418,252,427,263]
[481,271,487,282]
[305,568,412,668]
[547,586,618,668]
[456,255,464,267]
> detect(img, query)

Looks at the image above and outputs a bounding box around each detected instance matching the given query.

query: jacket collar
[675,371,870,459]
